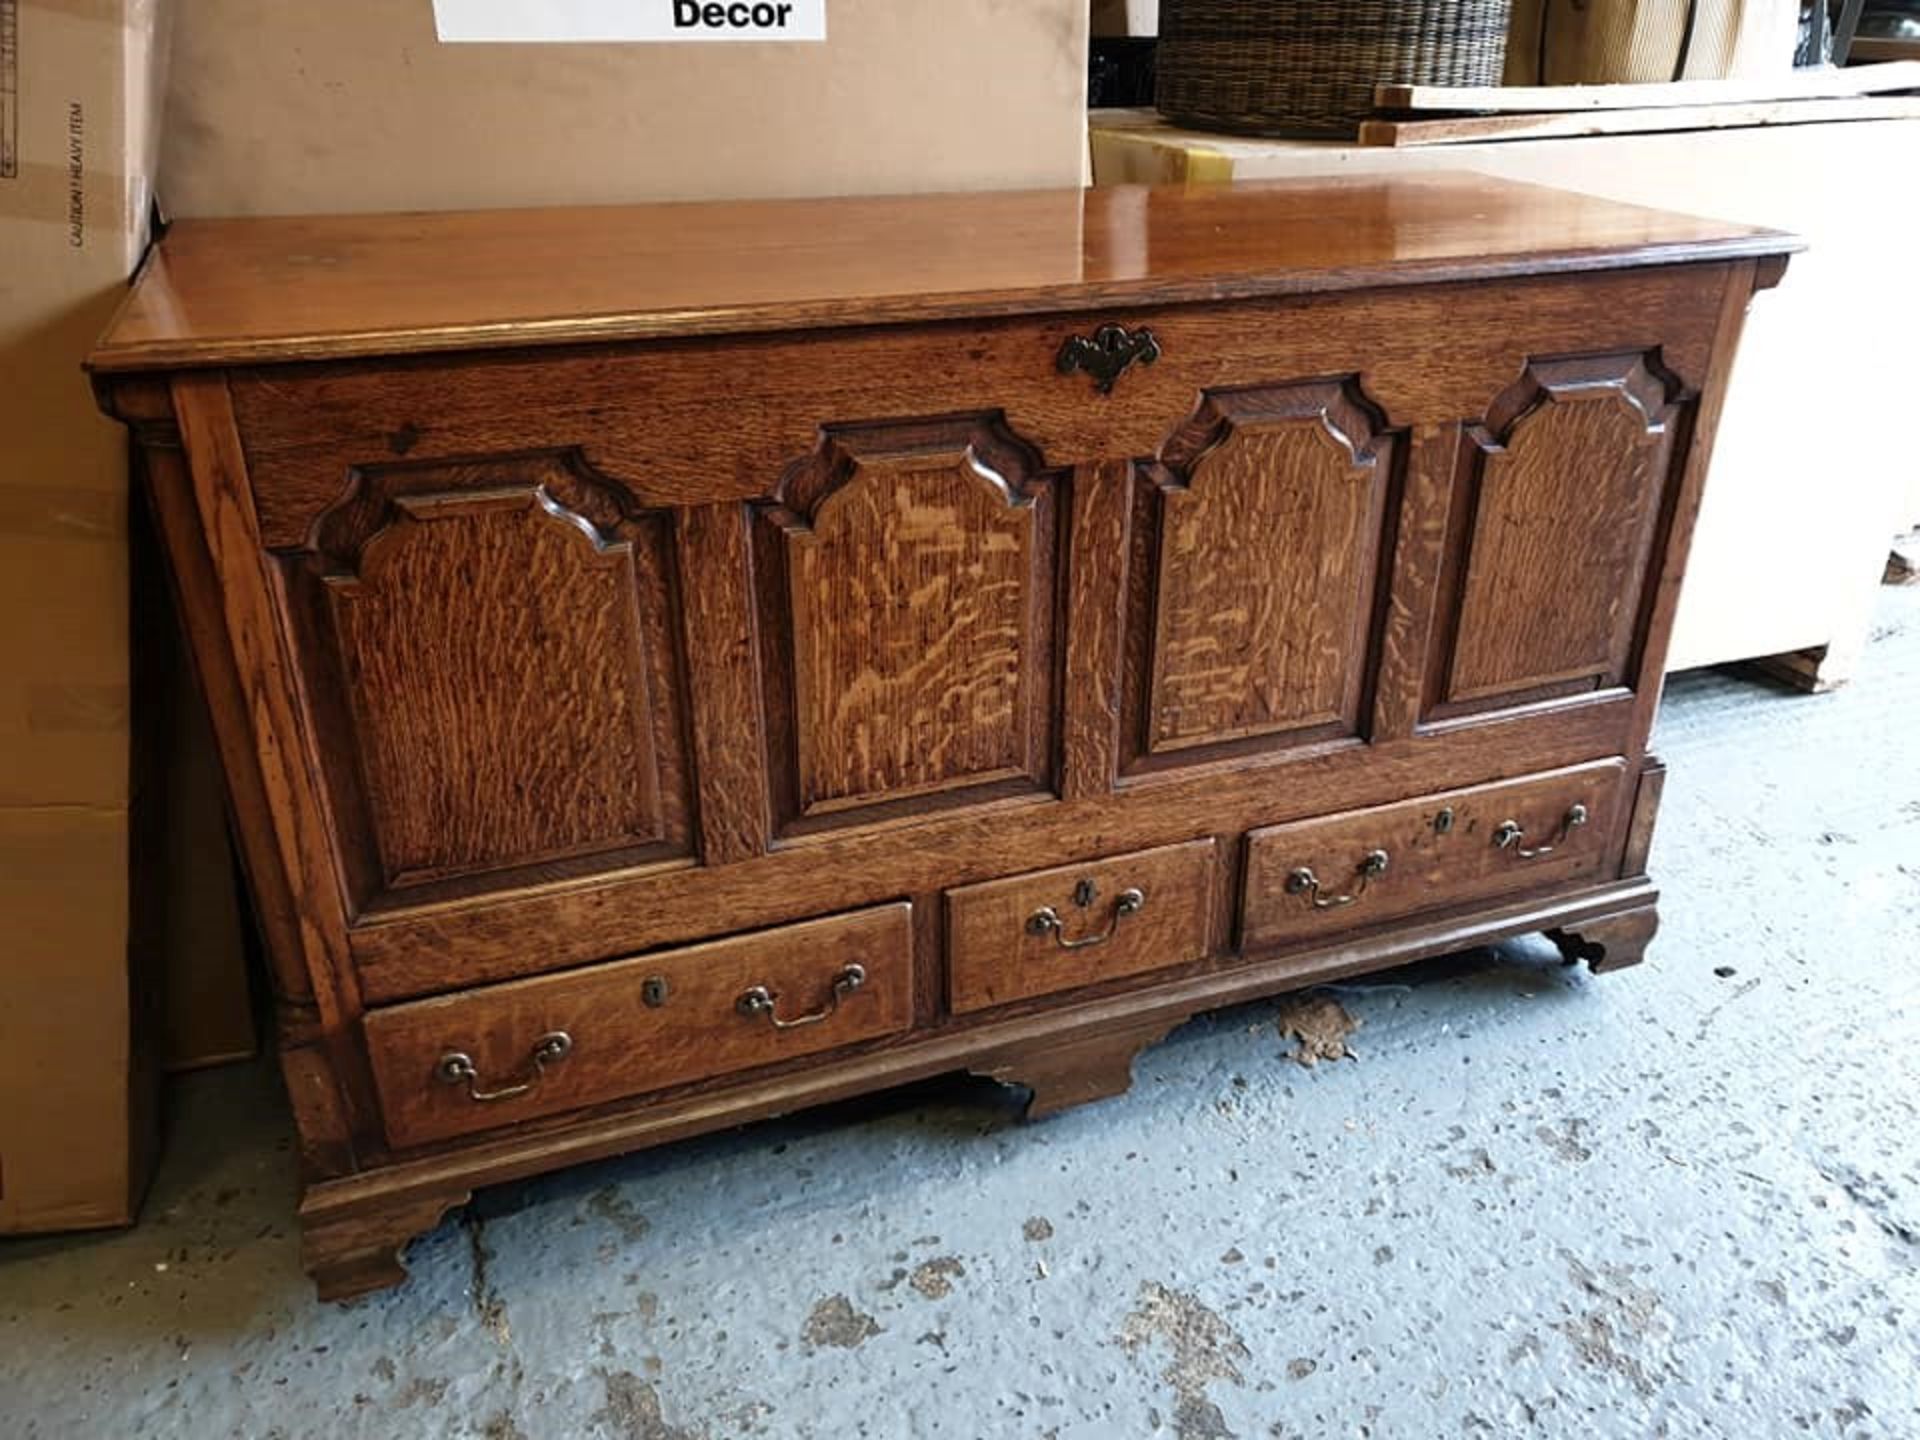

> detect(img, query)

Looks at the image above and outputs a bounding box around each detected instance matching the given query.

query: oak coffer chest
[89,176,1796,1299]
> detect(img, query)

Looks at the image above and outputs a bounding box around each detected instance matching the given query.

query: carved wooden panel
[282,453,693,903]
[753,416,1060,830]
[1124,380,1397,768]
[1428,354,1682,721]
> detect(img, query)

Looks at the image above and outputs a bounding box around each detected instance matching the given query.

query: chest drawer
[1241,762,1626,953]
[363,903,914,1148]
[946,840,1217,1014]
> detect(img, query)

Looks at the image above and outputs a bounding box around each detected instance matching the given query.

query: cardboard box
[0,810,154,1230]
[1092,0,1159,38]
[0,0,251,1234]
[160,0,1090,216]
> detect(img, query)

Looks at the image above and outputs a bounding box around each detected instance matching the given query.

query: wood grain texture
[674,502,773,866]
[974,1017,1186,1120]
[1622,759,1667,879]
[303,875,1661,1282]
[274,453,694,908]
[166,376,383,1169]
[324,483,673,887]
[137,438,317,1011]
[1356,96,1920,149]
[1241,761,1625,952]
[1434,354,1680,717]
[88,177,1797,372]
[1372,61,1920,112]
[364,904,914,1148]
[350,696,1640,1000]
[755,417,1059,828]
[945,840,1216,1014]
[299,1187,472,1304]
[1548,897,1660,974]
[1140,381,1395,756]
[219,268,1731,519]
[1616,263,1762,766]
[86,183,1792,1298]
[1060,459,1133,800]
[1368,425,1469,743]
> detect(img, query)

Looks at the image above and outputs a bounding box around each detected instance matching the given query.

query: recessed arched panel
[1127,379,1397,768]
[1430,354,1682,721]
[754,416,1061,831]
[286,453,692,901]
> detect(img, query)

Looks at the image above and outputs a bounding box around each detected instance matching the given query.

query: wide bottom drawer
[364,903,914,1148]
[1241,760,1627,952]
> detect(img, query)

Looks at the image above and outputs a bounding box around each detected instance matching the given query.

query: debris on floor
[801,1294,879,1350]
[1275,993,1361,1067]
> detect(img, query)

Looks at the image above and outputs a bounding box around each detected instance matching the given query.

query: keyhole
[1072,879,1098,909]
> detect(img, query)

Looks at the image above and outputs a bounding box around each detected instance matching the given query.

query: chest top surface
[88,174,1797,374]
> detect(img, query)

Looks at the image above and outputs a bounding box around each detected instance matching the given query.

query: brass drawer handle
[1056,324,1161,394]
[1285,849,1389,911]
[736,963,867,1030]
[1493,803,1589,860]
[1026,887,1146,951]
[436,1031,572,1104]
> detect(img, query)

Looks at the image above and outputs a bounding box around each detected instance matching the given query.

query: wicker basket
[1156,0,1515,138]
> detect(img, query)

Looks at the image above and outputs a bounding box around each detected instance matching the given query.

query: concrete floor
[4,584,1917,1440]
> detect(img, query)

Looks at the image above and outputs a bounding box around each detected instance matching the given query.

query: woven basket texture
[1157,0,1515,137]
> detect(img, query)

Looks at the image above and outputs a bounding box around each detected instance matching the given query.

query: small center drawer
[1241,761,1626,952]
[363,903,914,1148]
[945,840,1216,1014]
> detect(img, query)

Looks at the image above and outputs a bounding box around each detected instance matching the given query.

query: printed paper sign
[432,0,826,42]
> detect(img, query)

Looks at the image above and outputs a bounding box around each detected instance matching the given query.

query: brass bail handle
[1026,886,1146,952]
[436,1031,573,1104]
[736,963,867,1030]
[1493,803,1589,860]
[1286,849,1390,911]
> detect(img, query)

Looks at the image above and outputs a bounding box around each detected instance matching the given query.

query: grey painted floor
[4,583,1917,1440]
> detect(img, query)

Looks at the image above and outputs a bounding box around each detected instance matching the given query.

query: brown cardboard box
[0,809,154,1230]
[1092,0,1158,38]
[159,0,1090,216]
[0,0,251,1234]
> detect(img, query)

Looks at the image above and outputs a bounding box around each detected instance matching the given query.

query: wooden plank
[1358,95,1920,147]
[1849,38,1920,64]
[1375,60,1920,114]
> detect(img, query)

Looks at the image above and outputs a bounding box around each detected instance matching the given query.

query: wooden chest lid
[88,173,1798,373]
